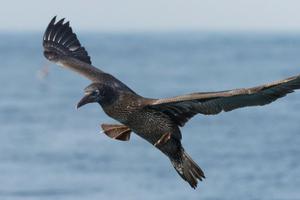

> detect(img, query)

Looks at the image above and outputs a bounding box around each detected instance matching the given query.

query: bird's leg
[101,124,132,141]
[154,133,171,147]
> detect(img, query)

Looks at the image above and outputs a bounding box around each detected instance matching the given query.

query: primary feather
[148,75,300,126]
[43,16,91,64]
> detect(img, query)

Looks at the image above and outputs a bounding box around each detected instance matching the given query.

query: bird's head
[77,83,117,109]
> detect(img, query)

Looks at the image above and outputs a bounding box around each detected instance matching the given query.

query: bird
[43,16,300,189]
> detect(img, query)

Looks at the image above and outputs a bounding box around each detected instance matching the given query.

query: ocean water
[0,32,300,200]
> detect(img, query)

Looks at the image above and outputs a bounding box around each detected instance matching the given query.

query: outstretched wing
[147,75,300,126]
[43,16,104,82]
[43,16,137,94]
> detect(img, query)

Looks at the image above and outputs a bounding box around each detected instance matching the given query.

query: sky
[1,0,300,32]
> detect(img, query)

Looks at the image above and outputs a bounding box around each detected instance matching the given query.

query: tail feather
[43,16,91,64]
[171,150,205,189]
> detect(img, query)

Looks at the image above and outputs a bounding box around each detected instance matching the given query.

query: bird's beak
[77,93,94,109]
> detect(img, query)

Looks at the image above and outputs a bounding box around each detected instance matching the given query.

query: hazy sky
[1,0,300,32]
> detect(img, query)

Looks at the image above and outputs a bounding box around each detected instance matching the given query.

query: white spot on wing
[113,82,120,88]
[69,46,79,51]
[57,61,65,67]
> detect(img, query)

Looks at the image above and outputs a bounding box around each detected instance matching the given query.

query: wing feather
[43,16,106,82]
[148,75,300,126]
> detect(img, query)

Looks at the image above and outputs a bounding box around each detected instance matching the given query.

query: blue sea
[0,32,300,200]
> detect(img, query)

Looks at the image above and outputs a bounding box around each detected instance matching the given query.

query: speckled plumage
[43,17,300,189]
[96,86,181,158]
[96,86,204,187]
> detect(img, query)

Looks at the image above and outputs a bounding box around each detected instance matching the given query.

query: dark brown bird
[43,17,300,188]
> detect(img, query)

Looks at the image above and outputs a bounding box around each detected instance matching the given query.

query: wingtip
[64,21,70,27]
[56,18,65,25]
[43,16,92,65]
[50,16,57,24]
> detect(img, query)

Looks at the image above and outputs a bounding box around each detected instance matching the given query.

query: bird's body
[43,17,300,188]
[84,82,203,185]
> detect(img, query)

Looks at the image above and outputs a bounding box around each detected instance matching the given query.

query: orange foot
[101,124,131,141]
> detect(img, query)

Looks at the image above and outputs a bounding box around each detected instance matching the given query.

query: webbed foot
[101,124,131,141]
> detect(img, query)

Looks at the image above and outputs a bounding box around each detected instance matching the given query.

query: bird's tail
[43,16,91,64]
[171,150,205,189]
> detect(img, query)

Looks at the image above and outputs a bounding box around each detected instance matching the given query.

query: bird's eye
[92,89,100,96]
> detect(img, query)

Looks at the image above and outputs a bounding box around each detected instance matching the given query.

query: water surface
[0,32,300,199]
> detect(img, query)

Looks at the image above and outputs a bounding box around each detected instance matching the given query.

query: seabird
[43,16,300,188]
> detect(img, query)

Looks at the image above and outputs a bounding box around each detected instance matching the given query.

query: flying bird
[43,17,300,188]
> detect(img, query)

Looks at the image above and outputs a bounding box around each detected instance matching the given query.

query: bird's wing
[43,16,104,82]
[146,75,300,126]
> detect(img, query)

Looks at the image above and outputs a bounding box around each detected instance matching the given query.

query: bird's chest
[101,101,140,124]
[125,109,176,142]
